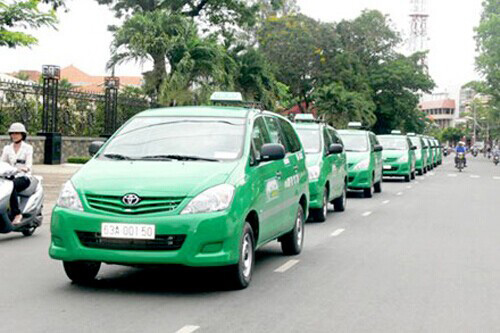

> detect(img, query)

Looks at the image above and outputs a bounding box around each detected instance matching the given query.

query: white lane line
[331,229,345,237]
[428,172,435,176]
[494,176,500,180]
[414,181,419,184]
[382,200,390,205]
[274,259,300,273]
[396,192,403,196]
[362,211,372,217]
[406,185,412,189]
[447,173,458,177]
[176,326,200,333]
[470,175,480,179]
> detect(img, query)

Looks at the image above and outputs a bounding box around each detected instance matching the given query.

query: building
[419,98,456,128]
[459,86,476,115]
[12,65,143,93]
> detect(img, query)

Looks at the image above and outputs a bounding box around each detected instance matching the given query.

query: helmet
[8,123,27,134]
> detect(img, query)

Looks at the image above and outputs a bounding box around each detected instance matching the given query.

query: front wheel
[310,188,328,222]
[374,180,382,193]
[404,174,411,182]
[281,205,305,255]
[332,185,347,212]
[63,261,101,284]
[227,222,255,290]
[22,226,37,237]
[363,186,373,198]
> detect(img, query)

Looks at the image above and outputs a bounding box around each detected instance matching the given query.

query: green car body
[49,106,309,288]
[408,134,428,175]
[434,139,443,165]
[423,137,434,170]
[377,134,416,182]
[428,136,438,167]
[337,129,383,198]
[294,122,348,221]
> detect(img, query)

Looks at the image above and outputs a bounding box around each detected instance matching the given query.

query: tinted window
[278,118,301,153]
[328,129,342,145]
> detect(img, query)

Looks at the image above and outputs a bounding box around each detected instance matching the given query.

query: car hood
[382,150,405,159]
[72,159,239,198]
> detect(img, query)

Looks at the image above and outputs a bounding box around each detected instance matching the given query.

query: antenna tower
[409,0,429,54]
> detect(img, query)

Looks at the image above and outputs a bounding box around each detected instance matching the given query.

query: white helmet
[8,122,27,134]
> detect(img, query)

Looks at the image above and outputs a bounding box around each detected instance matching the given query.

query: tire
[363,186,373,198]
[332,184,347,212]
[374,179,382,193]
[417,169,423,176]
[22,226,37,237]
[281,205,305,255]
[411,171,416,180]
[63,261,101,284]
[227,222,255,290]
[310,188,328,222]
[404,174,411,182]
[423,167,427,174]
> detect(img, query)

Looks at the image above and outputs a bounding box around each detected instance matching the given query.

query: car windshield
[378,137,408,150]
[295,128,321,154]
[99,116,246,161]
[339,133,369,152]
[409,137,422,149]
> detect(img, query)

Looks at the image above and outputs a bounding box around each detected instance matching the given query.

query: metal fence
[0,79,151,137]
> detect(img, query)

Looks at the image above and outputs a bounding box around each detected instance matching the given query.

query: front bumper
[382,162,410,176]
[308,181,323,208]
[347,169,371,189]
[49,207,241,267]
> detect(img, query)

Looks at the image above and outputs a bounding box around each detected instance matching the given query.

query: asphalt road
[1,156,499,333]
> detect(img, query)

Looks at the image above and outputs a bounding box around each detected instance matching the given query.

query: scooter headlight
[181,184,235,215]
[56,181,83,211]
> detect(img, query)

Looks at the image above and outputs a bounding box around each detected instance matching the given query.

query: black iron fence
[0,79,152,137]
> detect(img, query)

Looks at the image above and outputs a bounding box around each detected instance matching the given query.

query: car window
[278,118,301,153]
[295,128,321,154]
[323,127,333,151]
[328,128,342,145]
[251,117,271,163]
[265,116,287,149]
[409,137,422,148]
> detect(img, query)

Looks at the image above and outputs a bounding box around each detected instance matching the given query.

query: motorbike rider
[455,141,467,167]
[1,123,33,225]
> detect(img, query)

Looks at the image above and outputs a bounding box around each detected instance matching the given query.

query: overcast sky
[0,0,484,100]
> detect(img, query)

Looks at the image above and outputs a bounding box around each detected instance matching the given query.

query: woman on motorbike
[1,123,33,225]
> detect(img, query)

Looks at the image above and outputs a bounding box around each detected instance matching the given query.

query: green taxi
[428,136,438,168]
[407,133,428,175]
[293,114,347,222]
[50,92,309,289]
[434,138,443,165]
[423,137,434,171]
[338,123,383,198]
[377,131,416,182]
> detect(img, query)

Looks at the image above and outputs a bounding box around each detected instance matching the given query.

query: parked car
[338,123,383,198]
[293,114,348,222]
[407,133,428,175]
[49,92,310,290]
[422,137,434,170]
[377,131,416,182]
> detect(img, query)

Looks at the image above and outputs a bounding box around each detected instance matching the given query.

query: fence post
[104,77,120,137]
[39,65,62,165]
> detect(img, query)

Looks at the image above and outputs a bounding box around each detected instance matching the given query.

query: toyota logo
[122,193,141,206]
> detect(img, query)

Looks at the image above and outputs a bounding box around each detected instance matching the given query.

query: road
[1,156,500,333]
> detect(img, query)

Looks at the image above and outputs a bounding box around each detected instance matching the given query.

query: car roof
[377,135,408,139]
[136,106,257,119]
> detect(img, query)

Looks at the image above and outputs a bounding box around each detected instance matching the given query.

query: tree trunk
[151,53,167,101]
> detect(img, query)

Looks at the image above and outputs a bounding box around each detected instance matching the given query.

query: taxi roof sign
[210,92,243,103]
[348,122,363,129]
[391,130,402,135]
[295,114,316,122]
[407,132,416,136]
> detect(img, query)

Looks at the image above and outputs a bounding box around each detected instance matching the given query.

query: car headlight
[308,165,321,181]
[398,155,409,163]
[353,159,370,171]
[181,184,235,215]
[56,181,83,211]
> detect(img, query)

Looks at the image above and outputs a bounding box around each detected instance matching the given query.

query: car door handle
[276,171,282,179]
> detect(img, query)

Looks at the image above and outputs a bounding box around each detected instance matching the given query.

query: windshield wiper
[158,155,219,162]
[103,153,133,160]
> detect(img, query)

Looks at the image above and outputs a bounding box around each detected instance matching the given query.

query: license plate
[383,165,392,170]
[101,223,155,240]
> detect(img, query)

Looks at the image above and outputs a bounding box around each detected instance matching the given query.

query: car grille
[348,176,355,182]
[85,194,184,215]
[76,231,186,251]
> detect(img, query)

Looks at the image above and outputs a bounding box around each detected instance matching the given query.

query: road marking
[396,192,403,196]
[428,172,435,176]
[331,229,345,237]
[414,181,419,184]
[362,211,372,217]
[470,175,480,179]
[176,326,200,333]
[494,176,500,180]
[274,259,300,273]
[447,174,458,177]
[382,200,390,205]
[406,185,412,189]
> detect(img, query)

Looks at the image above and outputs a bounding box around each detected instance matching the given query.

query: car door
[329,128,346,199]
[247,117,287,243]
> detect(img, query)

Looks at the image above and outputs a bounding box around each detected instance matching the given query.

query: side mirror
[411,146,417,150]
[374,144,383,152]
[89,141,105,156]
[260,144,285,162]
[328,144,344,155]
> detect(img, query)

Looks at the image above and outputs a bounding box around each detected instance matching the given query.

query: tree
[0,0,64,48]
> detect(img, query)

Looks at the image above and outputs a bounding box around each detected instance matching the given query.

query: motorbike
[443,148,449,157]
[472,149,478,157]
[0,162,44,236]
[494,154,499,166]
[455,153,466,172]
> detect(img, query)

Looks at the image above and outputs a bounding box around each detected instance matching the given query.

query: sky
[0,0,484,101]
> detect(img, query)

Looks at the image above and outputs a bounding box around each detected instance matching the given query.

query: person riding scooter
[1,123,33,225]
[455,142,467,167]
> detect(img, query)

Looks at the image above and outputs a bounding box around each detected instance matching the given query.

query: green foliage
[440,127,466,144]
[0,0,61,48]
